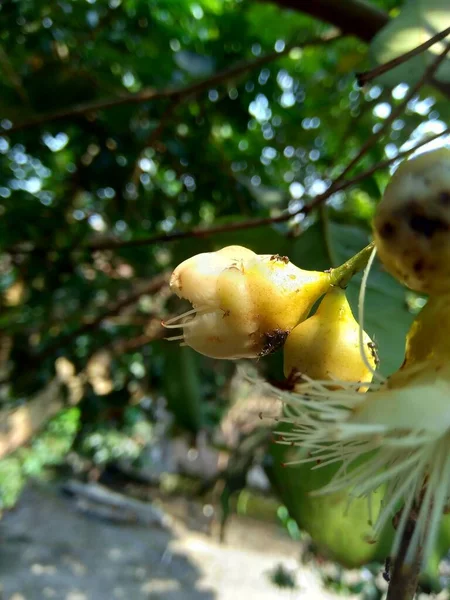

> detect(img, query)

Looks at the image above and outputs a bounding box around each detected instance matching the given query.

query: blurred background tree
[1,0,450,594]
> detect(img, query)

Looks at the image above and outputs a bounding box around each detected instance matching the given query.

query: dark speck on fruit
[270,254,290,264]
[409,213,448,238]
[439,191,450,205]
[259,329,289,356]
[379,221,395,239]
[413,259,424,275]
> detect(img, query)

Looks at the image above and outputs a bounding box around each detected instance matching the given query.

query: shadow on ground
[0,484,214,600]
[0,483,343,600]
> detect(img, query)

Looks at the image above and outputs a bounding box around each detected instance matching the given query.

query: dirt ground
[0,483,350,600]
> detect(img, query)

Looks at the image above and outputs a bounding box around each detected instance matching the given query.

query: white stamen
[391,488,416,559]
[265,369,450,565]
[375,463,419,535]
[162,306,200,325]
[162,305,211,327]
[163,318,199,329]
[422,442,450,562]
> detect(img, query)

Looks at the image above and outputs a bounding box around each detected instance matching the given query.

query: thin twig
[323,40,450,196]
[37,272,169,359]
[4,125,448,256]
[4,33,342,134]
[69,126,450,251]
[261,0,389,43]
[130,97,183,185]
[0,45,30,105]
[357,26,450,86]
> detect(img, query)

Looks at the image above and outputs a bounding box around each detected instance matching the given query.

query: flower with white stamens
[253,248,450,567]
[259,348,450,566]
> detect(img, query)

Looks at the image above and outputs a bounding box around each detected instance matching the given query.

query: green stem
[329,242,375,288]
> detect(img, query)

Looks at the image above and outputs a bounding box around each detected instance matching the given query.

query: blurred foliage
[0,0,450,585]
[267,563,297,590]
[370,0,450,87]
[0,407,79,509]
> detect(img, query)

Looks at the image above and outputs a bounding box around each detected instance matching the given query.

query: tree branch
[73,126,450,251]
[324,41,450,195]
[266,0,450,101]
[5,125,448,256]
[108,323,165,355]
[38,272,169,358]
[0,377,65,459]
[260,0,388,43]
[5,33,341,134]
[0,320,166,459]
[356,26,450,86]
[4,29,449,260]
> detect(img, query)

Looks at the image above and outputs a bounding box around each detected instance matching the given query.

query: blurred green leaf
[162,345,204,433]
[369,0,450,87]
[0,408,80,508]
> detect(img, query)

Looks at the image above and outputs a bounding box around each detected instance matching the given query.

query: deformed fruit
[373,148,450,294]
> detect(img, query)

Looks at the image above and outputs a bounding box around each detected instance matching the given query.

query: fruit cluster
[163,148,450,568]
[165,244,376,387]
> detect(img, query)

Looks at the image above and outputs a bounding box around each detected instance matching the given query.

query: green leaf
[288,221,331,270]
[161,345,204,433]
[369,0,450,87]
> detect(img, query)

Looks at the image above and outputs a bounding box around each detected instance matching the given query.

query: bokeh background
[1,0,450,598]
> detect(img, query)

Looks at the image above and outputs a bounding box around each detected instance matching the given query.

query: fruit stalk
[329,242,375,288]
